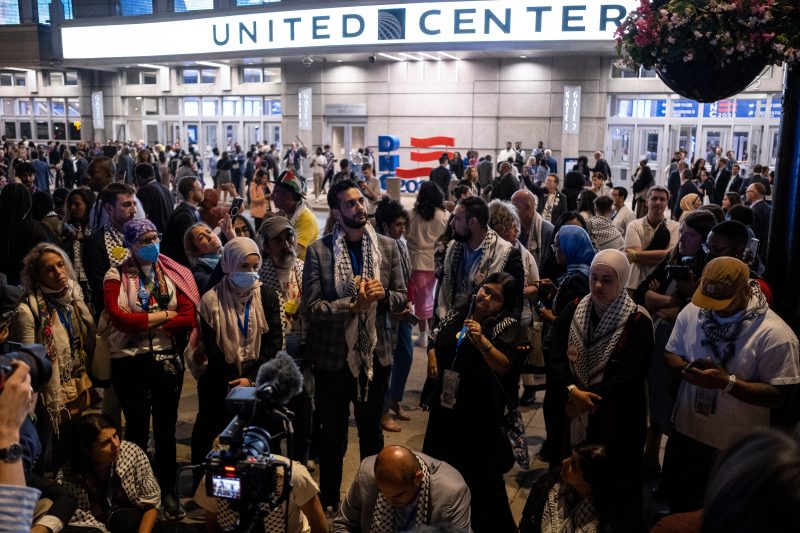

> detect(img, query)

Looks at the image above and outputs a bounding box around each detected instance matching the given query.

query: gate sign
[672,99,699,118]
[563,86,581,135]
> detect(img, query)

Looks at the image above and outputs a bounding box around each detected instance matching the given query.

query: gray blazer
[301,231,407,372]
[332,453,472,533]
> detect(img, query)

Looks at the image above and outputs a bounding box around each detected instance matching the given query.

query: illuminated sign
[61,0,637,59]
[298,87,312,131]
[563,86,581,135]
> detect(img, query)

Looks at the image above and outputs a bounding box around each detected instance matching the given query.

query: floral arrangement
[615,0,800,70]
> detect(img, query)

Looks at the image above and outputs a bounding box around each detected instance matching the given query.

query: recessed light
[439,52,461,61]
[337,59,343,63]
[520,55,527,59]
[378,53,404,61]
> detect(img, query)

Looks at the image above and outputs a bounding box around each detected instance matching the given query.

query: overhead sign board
[61,0,638,59]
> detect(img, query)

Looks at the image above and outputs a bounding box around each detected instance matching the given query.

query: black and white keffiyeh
[368,454,431,533]
[437,228,513,320]
[332,221,382,396]
[103,224,129,267]
[525,214,542,266]
[260,257,304,349]
[541,482,599,533]
[397,237,411,283]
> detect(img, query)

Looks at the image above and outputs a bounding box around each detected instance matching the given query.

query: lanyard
[53,302,76,348]
[237,299,253,338]
[138,270,160,312]
[349,248,362,276]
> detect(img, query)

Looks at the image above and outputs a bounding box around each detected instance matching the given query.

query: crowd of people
[0,135,797,533]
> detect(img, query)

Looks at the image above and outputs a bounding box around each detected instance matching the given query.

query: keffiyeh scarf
[397,237,411,283]
[541,482,599,533]
[260,258,304,350]
[369,454,431,533]
[567,291,638,443]
[525,215,543,266]
[437,228,513,320]
[333,222,382,397]
[103,224,129,267]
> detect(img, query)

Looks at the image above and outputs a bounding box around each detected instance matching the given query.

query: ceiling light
[378,53,404,61]
[337,59,343,63]
[138,63,163,69]
[439,52,461,61]
[5,67,30,72]
[419,52,441,61]
[196,61,227,68]
[520,55,527,59]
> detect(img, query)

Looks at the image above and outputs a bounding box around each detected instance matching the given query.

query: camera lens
[0,345,52,392]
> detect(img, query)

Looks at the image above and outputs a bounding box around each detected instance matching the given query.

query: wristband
[567,384,577,395]
[724,374,736,393]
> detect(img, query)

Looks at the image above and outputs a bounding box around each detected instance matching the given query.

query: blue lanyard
[53,303,75,347]
[137,271,160,312]
[237,299,253,338]
[349,248,362,276]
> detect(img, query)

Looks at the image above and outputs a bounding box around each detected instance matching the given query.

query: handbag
[489,369,531,470]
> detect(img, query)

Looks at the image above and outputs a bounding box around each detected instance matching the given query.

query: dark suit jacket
[302,232,407,372]
[429,166,451,200]
[746,174,772,197]
[546,157,558,175]
[163,201,201,268]
[713,168,731,205]
[490,172,520,201]
[667,170,681,210]
[82,228,112,317]
[537,192,567,224]
[673,181,700,220]
[728,176,745,197]
[136,180,174,234]
[751,200,771,260]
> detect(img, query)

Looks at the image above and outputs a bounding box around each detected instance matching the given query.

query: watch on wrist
[0,443,23,463]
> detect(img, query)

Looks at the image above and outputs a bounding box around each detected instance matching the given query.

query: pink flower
[44,326,52,337]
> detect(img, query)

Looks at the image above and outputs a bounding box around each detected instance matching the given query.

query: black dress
[550,299,654,519]
[423,310,529,533]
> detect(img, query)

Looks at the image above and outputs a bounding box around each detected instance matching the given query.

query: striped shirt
[0,485,40,532]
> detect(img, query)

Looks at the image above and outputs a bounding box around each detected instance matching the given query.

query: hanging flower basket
[656,55,769,103]
[615,1,800,102]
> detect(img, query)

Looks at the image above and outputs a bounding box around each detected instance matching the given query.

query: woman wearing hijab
[103,218,199,518]
[678,193,702,223]
[539,224,595,464]
[550,249,654,524]
[191,237,282,478]
[12,243,97,469]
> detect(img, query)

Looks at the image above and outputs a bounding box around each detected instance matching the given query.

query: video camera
[202,352,303,526]
[0,344,52,394]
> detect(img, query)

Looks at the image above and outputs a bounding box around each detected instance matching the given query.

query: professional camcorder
[201,352,303,529]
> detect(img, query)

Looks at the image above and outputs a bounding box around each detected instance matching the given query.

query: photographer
[633,211,716,477]
[0,362,42,531]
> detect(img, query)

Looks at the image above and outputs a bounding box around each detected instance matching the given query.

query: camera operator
[0,361,43,530]
[194,445,326,533]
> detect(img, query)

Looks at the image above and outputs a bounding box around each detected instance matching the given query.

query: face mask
[197,253,220,270]
[135,243,160,263]
[230,271,259,289]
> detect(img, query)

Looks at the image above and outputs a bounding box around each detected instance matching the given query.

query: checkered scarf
[103,224,129,267]
[368,454,431,532]
[260,257,304,350]
[542,482,599,533]
[525,214,543,266]
[332,222,382,397]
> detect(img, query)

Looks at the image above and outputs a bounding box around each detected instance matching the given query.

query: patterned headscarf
[122,218,158,247]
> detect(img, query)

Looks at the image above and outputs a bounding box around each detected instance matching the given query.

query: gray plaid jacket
[301,232,407,372]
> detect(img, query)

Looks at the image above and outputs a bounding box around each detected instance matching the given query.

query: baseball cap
[275,169,305,199]
[691,257,750,311]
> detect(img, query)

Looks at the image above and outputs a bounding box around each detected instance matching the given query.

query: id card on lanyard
[441,324,469,409]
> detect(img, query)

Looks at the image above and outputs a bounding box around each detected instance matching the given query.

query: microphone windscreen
[255,351,303,406]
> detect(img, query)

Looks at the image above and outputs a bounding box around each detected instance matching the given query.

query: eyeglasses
[137,233,162,246]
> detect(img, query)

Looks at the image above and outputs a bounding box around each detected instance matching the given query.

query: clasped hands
[352,278,385,311]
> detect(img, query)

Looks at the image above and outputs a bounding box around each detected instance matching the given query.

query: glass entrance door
[244,123,261,147]
[700,128,728,167]
[329,123,367,163]
[223,123,239,150]
[608,126,632,184]
[767,126,780,169]
[635,126,662,174]
[669,125,697,162]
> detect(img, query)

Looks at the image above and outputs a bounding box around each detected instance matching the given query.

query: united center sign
[61,0,638,59]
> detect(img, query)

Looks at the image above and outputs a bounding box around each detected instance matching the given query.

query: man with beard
[272,170,319,260]
[301,179,407,512]
[86,156,145,231]
[258,215,313,464]
[436,196,524,320]
[82,182,139,316]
